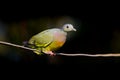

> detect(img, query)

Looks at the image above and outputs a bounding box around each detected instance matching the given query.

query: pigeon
[28,24,76,56]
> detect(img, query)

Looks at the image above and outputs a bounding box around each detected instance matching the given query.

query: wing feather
[28,29,53,48]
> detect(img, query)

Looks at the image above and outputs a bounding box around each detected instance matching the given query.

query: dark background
[0,2,120,75]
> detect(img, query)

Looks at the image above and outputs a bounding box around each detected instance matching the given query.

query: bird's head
[62,24,76,32]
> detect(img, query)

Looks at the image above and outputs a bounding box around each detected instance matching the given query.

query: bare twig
[0,41,36,51]
[58,53,120,57]
[1,40,120,57]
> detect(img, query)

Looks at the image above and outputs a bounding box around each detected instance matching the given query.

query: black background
[0,2,120,75]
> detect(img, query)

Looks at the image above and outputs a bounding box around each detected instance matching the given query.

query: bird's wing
[29,29,54,48]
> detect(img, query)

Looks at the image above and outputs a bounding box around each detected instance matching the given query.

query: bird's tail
[23,41,29,47]
[23,41,35,48]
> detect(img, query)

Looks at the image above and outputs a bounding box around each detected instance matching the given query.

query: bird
[28,24,76,56]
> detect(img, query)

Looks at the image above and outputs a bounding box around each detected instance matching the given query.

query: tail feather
[23,41,29,47]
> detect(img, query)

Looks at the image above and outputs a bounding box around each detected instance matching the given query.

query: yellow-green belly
[43,33,66,52]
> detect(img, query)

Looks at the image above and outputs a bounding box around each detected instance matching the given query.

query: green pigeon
[28,24,76,56]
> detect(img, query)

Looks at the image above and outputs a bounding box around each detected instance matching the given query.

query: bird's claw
[44,51,56,56]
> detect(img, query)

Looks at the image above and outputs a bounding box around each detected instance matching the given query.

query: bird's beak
[73,28,76,31]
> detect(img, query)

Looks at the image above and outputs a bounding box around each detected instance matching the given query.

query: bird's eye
[66,26,69,28]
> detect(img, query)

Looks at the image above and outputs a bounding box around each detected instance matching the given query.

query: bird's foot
[44,51,56,56]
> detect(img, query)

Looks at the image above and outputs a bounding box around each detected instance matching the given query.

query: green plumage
[28,29,54,55]
[28,24,76,55]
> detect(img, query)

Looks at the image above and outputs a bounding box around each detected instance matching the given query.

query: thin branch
[0,41,36,51]
[58,53,120,57]
[1,40,120,57]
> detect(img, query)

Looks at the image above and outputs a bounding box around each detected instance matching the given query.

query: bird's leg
[42,48,56,56]
[42,50,55,56]
[47,51,55,56]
